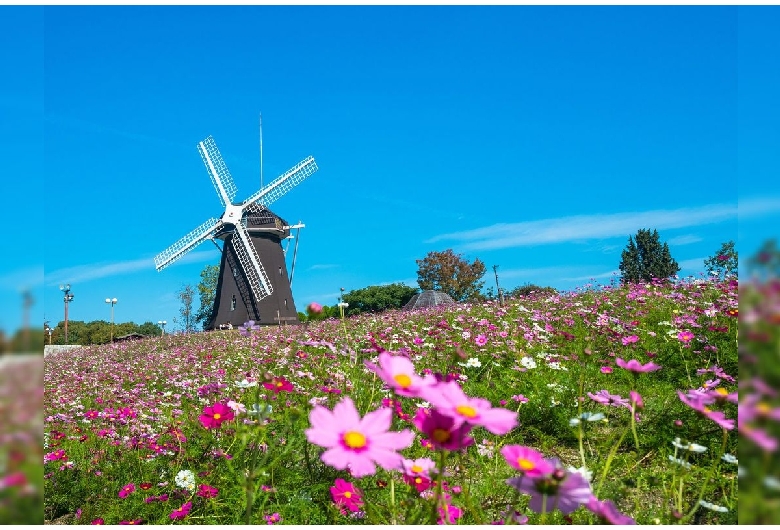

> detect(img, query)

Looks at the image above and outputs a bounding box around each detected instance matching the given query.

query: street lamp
[59,284,74,344]
[158,320,167,336]
[105,298,118,342]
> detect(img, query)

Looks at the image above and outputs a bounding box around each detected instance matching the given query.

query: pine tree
[618,229,680,284]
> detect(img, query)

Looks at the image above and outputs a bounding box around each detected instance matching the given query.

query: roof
[403,290,456,310]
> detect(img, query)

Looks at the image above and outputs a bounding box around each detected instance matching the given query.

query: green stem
[594,427,629,498]
[630,403,640,451]
[390,477,396,525]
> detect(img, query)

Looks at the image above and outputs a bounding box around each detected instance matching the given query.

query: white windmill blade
[198,136,239,208]
[154,218,223,271]
[242,156,318,209]
[232,219,273,301]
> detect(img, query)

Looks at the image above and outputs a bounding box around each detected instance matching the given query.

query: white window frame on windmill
[231,294,236,311]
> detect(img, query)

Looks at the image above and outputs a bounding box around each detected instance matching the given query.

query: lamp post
[59,284,74,344]
[105,298,118,342]
[158,320,167,336]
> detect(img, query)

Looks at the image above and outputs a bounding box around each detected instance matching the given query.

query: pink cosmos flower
[677,331,695,343]
[227,400,246,414]
[169,501,192,521]
[586,496,636,524]
[364,352,437,398]
[500,445,555,477]
[507,462,592,515]
[305,396,414,477]
[629,390,644,410]
[307,302,323,314]
[413,408,474,451]
[600,366,613,374]
[420,380,518,435]
[588,390,630,409]
[118,483,135,499]
[265,513,282,524]
[119,519,142,525]
[400,457,437,492]
[677,391,735,430]
[199,402,235,429]
[621,335,639,346]
[90,519,104,525]
[330,478,364,512]
[615,358,661,373]
[475,334,488,347]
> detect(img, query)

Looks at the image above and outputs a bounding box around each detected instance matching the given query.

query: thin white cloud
[425,203,739,251]
[668,234,703,246]
[307,264,339,271]
[45,250,219,287]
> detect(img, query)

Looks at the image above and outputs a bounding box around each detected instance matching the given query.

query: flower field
[42,277,748,525]
[1,355,44,524]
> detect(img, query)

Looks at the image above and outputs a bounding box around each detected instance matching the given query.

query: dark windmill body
[207,205,300,329]
[154,134,317,329]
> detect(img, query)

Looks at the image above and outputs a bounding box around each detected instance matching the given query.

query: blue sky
[1,6,778,335]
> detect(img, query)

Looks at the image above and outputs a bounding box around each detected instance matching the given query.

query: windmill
[154,134,318,329]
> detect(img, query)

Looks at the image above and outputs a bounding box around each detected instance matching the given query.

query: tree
[618,229,680,284]
[703,240,738,280]
[342,284,419,315]
[174,284,196,333]
[195,264,220,329]
[507,283,558,298]
[416,249,486,302]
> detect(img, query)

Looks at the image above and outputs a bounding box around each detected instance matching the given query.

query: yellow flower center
[343,431,367,449]
[213,413,221,420]
[456,404,477,418]
[276,381,283,387]
[432,428,451,443]
[394,374,412,388]
[518,458,535,471]
[344,491,352,499]
[411,464,423,473]
[715,388,728,396]
[415,477,422,484]
[758,402,772,415]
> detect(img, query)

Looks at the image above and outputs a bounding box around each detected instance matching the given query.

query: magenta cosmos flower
[500,445,554,478]
[330,478,364,512]
[305,396,414,477]
[413,407,474,451]
[169,501,192,521]
[264,377,294,394]
[364,351,437,398]
[420,380,518,435]
[615,358,661,373]
[118,483,135,499]
[199,402,235,429]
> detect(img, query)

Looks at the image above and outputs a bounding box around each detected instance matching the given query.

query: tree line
[42,320,165,346]
[180,230,738,329]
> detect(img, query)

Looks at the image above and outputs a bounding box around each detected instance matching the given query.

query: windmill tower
[154,134,318,329]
